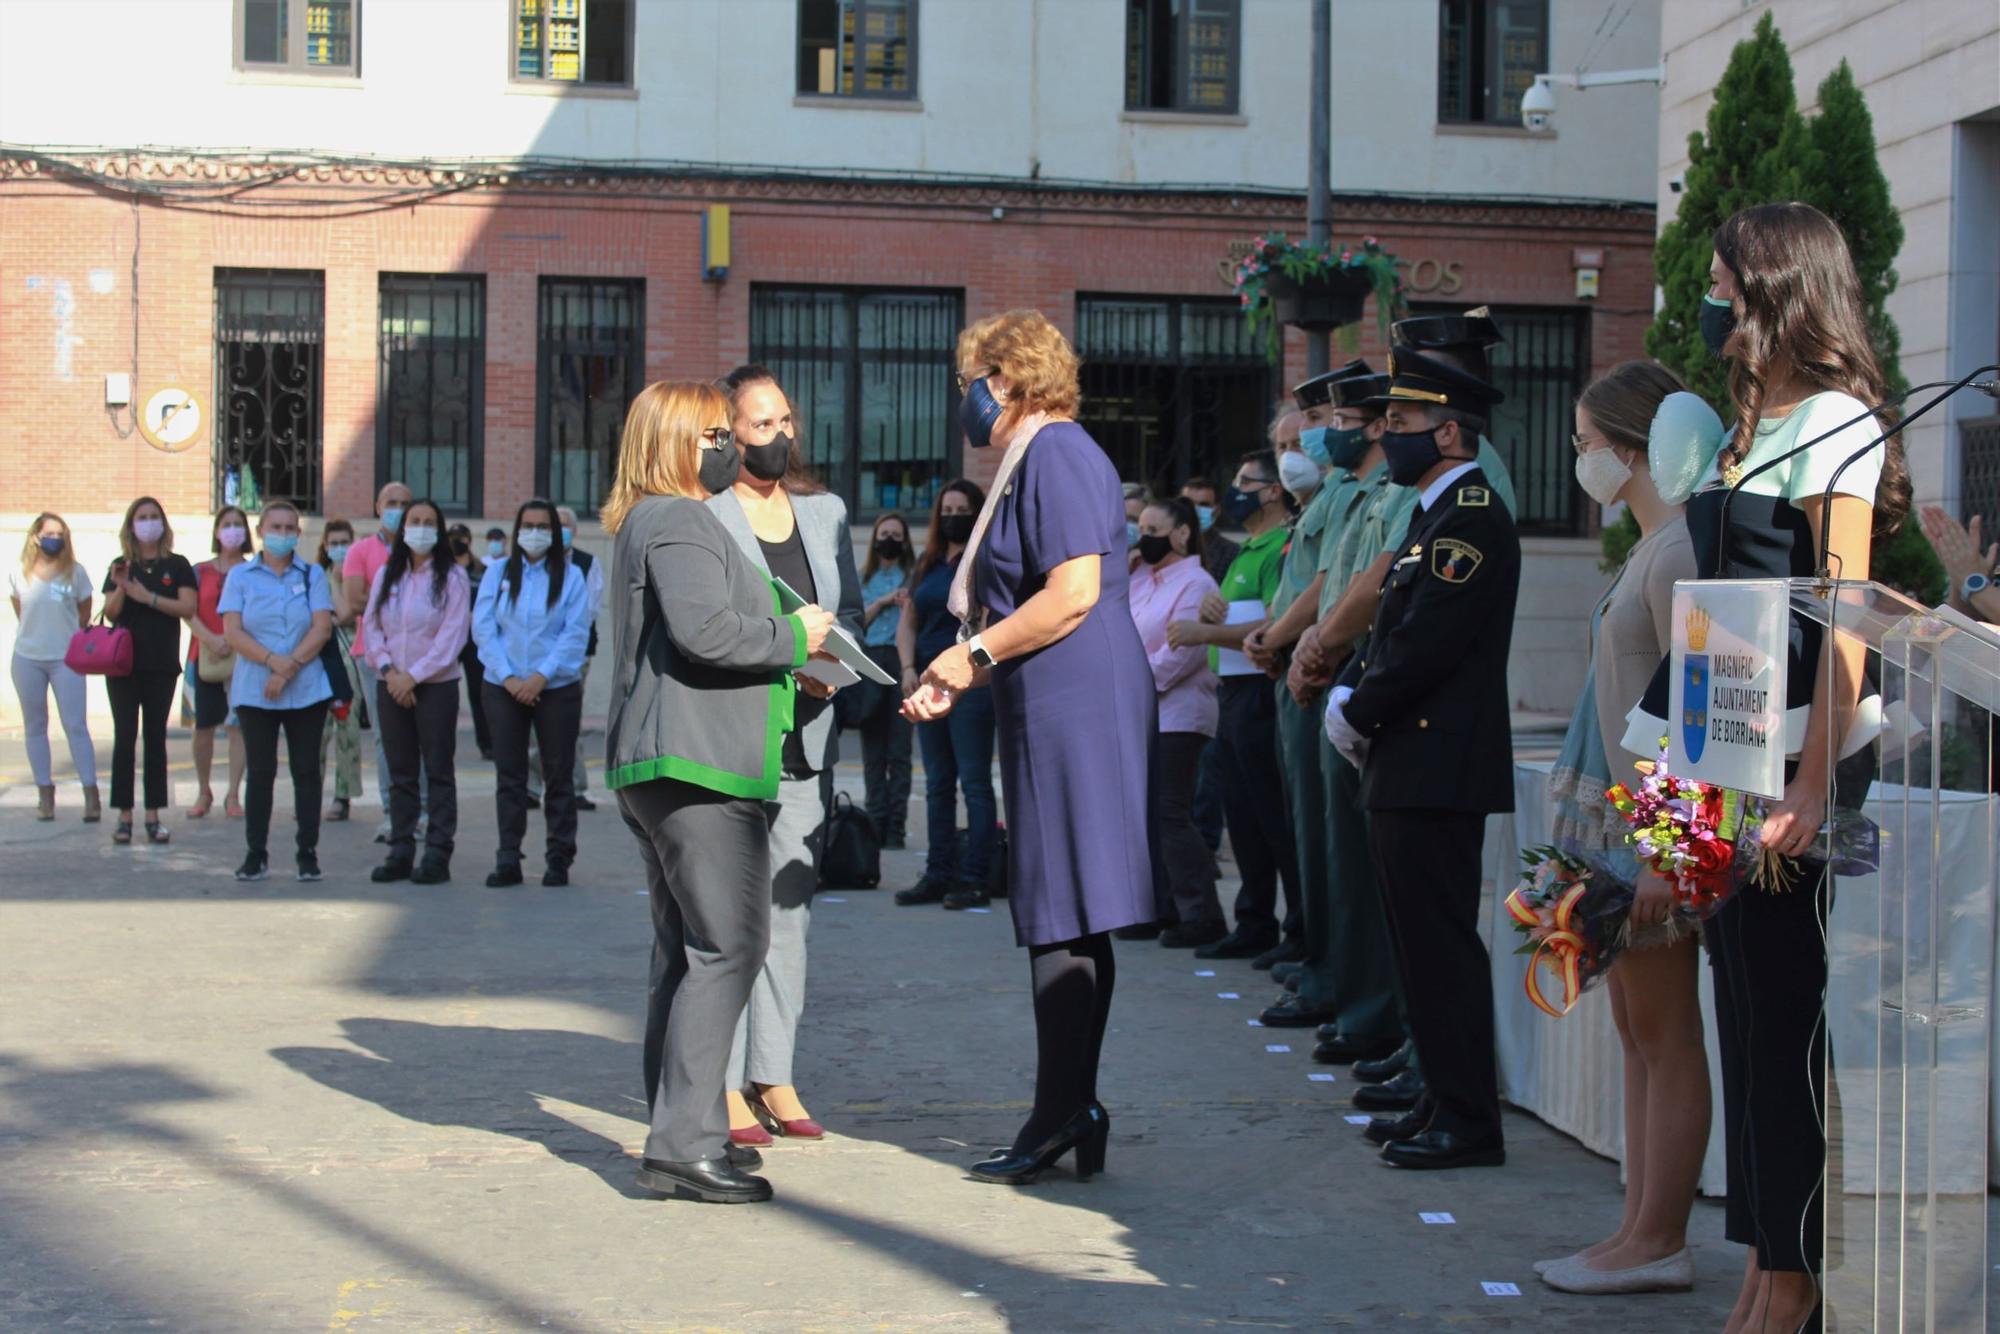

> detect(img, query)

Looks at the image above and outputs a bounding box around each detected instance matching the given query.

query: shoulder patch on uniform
[1432,538,1483,584]
[1456,485,1490,508]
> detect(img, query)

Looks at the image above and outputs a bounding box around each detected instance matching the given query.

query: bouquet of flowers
[1504,847,1633,1018]
[1604,745,1737,916]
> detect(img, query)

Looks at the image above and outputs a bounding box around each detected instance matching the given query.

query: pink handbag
[66,621,133,677]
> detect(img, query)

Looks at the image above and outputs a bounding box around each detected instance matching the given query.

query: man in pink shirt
[344,480,413,836]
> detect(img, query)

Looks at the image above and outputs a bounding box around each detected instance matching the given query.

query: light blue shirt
[860,565,906,648]
[473,556,591,688]
[217,556,334,711]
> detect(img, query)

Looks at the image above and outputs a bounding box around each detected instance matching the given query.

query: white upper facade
[3,0,1659,204]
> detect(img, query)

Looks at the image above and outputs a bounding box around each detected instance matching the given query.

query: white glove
[1324,686,1368,769]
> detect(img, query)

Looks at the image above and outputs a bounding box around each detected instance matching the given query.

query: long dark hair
[1713,202,1909,536]
[501,498,568,609]
[718,363,826,495]
[372,498,454,632]
[1148,495,1205,562]
[863,511,913,581]
[210,505,255,557]
[913,478,987,586]
[316,519,354,571]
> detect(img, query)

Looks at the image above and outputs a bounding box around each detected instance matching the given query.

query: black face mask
[1136,532,1174,566]
[741,431,793,482]
[874,536,905,562]
[1221,484,1269,524]
[1380,427,1445,487]
[1699,294,1737,359]
[698,439,743,495]
[937,513,976,545]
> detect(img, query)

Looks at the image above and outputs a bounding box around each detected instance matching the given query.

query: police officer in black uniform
[1324,314,1520,1170]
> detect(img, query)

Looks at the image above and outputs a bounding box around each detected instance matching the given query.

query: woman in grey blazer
[601,380,835,1205]
[710,365,866,1149]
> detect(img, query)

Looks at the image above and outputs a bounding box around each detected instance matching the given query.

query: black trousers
[857,643,912,841]
[378,680,459,863]
[486,680,580,871]
[237,702,328,861]
[1153,730,1223,927]
[106,669,179,811]
[460,642,490,755]
[1213,676,1300,942]
[1367,808,1499,1142]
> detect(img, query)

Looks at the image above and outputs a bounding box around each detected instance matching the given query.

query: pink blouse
[1128,554,1219,737]
[363,562,470,684]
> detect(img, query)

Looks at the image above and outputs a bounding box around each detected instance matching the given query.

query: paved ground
[0,727,1743,1332]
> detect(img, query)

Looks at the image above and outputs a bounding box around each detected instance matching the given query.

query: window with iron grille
[236,0,358,75]
[1413,302,1589,535]
[514,0,632,85]
[1438,0,1547,126]
[215,269,325,512]
[1960,416,2000,530]
[536,279,644,516]
[750,286,961,515]
[797,0,916,99]
[1126,0,1240,114]
[1075,295,1270,497]
[378,276,485,515]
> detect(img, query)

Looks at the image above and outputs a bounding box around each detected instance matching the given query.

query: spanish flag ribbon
[1506,880,1592,1019]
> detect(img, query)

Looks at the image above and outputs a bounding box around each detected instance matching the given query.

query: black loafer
[1251,939,1306,971]
[895,876,951,906]
[1380,1129,1505,1170]
[1159,920,1227,949]
[1352,1040,1414,1086]
[1352,1067,1427,1112]
[1312,1034,1403,1066]
[1193,929,1277,960]
[1270,961,1306,986]
[485,866,524,888]
[371,859,414,884]
[1258,994,1336,1028]
[725,1142,763,1172]
[542,867,570,887]
[941,880,990,910]
[411,858,451,885]
[1363,1109,1431,1146]
[636,1156,773,1203]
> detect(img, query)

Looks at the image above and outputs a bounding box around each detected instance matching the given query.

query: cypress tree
[1803,58,1906,393]
[1645,12,1820,411]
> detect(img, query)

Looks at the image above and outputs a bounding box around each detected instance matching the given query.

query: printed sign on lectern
[1667,580,1788,800]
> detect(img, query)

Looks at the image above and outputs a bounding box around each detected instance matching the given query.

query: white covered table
[1485,760,1997,1194]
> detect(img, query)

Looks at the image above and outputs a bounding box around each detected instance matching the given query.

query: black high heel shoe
[970,1104,1108,1185]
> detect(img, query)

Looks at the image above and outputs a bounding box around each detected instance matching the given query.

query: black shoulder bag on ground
[819,792,882,889]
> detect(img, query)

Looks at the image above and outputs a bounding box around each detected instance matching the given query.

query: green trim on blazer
[605,584,802,800]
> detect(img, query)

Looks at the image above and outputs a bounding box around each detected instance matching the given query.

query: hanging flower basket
[1230,232,1407,365]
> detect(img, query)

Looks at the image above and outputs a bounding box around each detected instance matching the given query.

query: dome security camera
[1520,77,1556,134]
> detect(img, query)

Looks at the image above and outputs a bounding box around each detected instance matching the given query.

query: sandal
[226,796,244,820]
[189,789,215,819]
[113,819,133,845]
[144,820,171,845]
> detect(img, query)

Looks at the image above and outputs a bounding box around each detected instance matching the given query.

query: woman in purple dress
[907,310,1154,1184]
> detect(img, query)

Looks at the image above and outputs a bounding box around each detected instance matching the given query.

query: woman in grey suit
[710,365,866,1148]
[602,380,835,1205]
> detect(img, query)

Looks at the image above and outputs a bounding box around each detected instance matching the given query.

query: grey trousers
[727,772,825,1089]
[621,776,772,1164]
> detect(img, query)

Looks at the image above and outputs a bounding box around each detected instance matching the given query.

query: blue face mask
[959,377,1005,449]
[263,534,299,558]
[379,507,404,534]
[486,540,505,561]
[1195,504,1216,532]
[1125,520,1141,548]
[561,526,574,548]
[1298,427,1334,468]
[38,534,65,556]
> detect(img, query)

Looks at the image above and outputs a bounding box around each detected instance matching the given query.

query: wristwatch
[1964,571,1992,603]
[966,634,997,670]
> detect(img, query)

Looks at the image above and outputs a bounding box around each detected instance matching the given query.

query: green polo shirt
[1209,522,1290,673]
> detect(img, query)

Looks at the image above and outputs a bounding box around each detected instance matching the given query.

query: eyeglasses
[1570,433,1601,455]
[700,427,734,449]
[954,366,995,393]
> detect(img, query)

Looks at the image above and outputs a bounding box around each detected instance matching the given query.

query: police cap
[1291,358,1373,410]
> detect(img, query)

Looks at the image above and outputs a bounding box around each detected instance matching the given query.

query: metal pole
[1306,0,1332,377]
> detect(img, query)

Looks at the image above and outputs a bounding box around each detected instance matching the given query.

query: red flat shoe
[749,1090,825,1141]
[729,1123,773,1148]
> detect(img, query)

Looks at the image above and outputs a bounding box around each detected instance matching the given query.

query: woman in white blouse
[9,513,100,822]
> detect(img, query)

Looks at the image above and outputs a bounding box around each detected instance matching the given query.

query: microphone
[1714,379,1957,573]
[1814,365,2000,576]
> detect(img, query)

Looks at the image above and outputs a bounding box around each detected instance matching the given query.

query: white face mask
[403,524,439,554]
[516,529,554,557]
[1574,446,1633,508]
[1278,449,1322,496]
